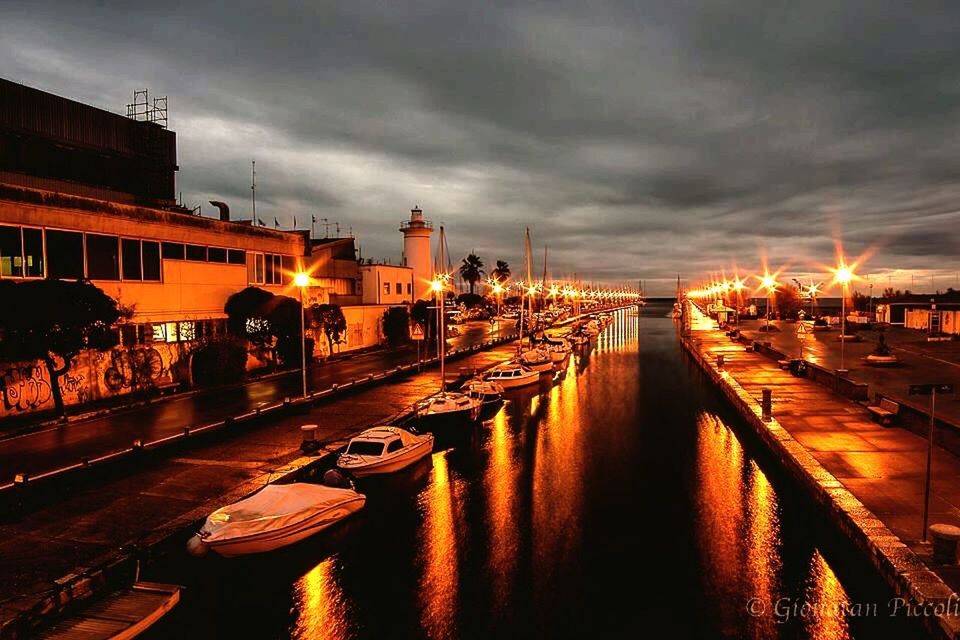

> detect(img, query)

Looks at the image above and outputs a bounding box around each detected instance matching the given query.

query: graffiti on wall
[2,365,53,412]
[102,347,165,392]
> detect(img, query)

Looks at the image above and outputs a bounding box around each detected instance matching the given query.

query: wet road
[144,304,923,639]
[0,321,511,482]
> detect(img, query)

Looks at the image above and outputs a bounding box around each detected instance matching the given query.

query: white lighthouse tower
[400,205,434,300]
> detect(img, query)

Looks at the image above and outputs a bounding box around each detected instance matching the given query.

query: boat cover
[357,426,424,447]
[201,483,363,543]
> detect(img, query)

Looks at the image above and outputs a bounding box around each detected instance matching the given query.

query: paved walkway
[737,319,960,427]
[690,313,960,594]
[0,321,511,483]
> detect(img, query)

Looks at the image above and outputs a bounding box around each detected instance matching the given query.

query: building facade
[359,263,414,305]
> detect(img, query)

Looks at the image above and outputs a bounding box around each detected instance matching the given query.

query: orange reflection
[484,408,517,605]
[291,557,350,640]
[804,551,852,640]
[418,450,461,639]
[695,411,783,637]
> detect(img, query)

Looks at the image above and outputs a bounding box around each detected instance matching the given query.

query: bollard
[716,354,725,369]
[929,524,960,564]
[761,389,772,421]
[300,424,320,454]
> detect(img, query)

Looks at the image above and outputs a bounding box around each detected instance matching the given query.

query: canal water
[146,303,923,639]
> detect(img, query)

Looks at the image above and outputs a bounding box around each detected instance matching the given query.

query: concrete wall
[359,265,413,305]
[311,304,390,358]
[0,341,188,418]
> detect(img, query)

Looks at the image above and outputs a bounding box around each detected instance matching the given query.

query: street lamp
[760,273,778,331]
[294,272,310,397]
[834,264,854,372]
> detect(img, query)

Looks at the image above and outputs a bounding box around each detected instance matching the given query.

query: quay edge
[680,329,960,640]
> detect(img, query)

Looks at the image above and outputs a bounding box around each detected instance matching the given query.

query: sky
[3,1,960,295]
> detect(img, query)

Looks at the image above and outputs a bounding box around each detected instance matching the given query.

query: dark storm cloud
[3,0,960,293]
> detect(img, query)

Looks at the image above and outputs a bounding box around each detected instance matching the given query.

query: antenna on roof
[251,160,256,224]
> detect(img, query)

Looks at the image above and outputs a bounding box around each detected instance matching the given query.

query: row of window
[383,282,413,295]
[248,253,297,286]
[0,225,298,286]
[118,319,229,346]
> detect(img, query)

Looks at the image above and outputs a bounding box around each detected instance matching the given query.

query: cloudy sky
[3,1,960,294]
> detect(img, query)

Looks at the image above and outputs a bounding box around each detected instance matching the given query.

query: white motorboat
[484,364,540,388]
[518,347,553,372]
[190,483,365,557]
[584,320,600,336]
[337,426,434,477]
[415,391,482,431]
[544,338,572,364]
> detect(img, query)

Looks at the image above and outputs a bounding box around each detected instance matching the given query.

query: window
[387,439,404,453]
[142,241,160,281]
[164,322,179,343]
[45,229,84,279]
[345,441,384,456]
[121,239,142,280]
[161,242,185,260]
[396,282,402,294]
[86,234,120,280]
[281,255,295,280]
[178,321,196,342]
[265,253,274,284]
[186,244,206,261]
[23,228,43,277]
[255,254,265,283]
[273,255,283,284]
[407,282,412,295]
[0,225,22,277]
[207,247,227,263]
[228,249,246,265]
[383,282,390,294]
[152,323,167,342]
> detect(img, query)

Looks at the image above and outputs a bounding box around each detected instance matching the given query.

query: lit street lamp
[294,272,310,397]
[760,273,778,331]
[833,263,854,373]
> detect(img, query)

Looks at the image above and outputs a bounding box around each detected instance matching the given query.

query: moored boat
[415,391,481,431]
[190,483,365,557]
[484,364,540,388]
[337,426,434,477]
[518,347,553,372]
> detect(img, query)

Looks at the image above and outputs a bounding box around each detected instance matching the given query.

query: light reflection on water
[153,306,912,640]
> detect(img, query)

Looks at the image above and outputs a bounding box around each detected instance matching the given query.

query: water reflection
[418,451,463,639]
[291,557,351,640]
[803,551,851,640]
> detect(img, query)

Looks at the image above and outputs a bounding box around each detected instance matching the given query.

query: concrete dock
[682,305,960,639]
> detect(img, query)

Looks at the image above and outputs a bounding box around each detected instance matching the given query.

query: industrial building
[0,78,424,418]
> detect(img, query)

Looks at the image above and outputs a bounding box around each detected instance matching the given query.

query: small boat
[337,426,434,477]
[543,338,572,364]
[484,364,540,388]
[38,582,180,640]
[518,347,553,372]
[463,378,504,406]
[865,353,899,366]
[584,320,600,336]
[415,391,482,431]
[567,333,589,348]
[190,483,365,557]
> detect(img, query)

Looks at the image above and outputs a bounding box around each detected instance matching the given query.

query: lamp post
[835,265,853,373]
[761,274,777,331]
[492,281,504,337]
[294,272,310,397]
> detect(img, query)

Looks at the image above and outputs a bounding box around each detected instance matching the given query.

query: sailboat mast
[438,226,446,391]
[541,245,548,308]
[525,228,534,348]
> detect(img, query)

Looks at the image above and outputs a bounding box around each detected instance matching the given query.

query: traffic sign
[797,323,808,341]
[410,323,425,341]
[909,383,954,396]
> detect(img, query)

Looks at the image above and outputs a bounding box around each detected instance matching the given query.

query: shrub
[190,338,248,387]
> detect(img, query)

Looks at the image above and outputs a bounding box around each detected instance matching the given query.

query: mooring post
[761,389,772,421]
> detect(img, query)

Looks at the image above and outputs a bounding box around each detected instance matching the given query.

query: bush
[383,306,410,347]
[456,292,485,309]
[191,338,248,387]
[275,335,315,368]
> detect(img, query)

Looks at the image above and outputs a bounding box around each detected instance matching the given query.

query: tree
[224,286,274,344]
[491,259,511,283]
[0,280,127,417]
[411,299,439,348]
[775,284,803,320]
[456,292,485,309]
[851,291,869,312]
[459,253,485,294]
[309,304,347,356]
[382,306,410,347]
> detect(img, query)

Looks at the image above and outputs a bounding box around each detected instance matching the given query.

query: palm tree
[491,259,511,283]
[459,253,485,294]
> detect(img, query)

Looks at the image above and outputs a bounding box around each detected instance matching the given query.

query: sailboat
[415,225,482,431]
[514,228,553,372]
